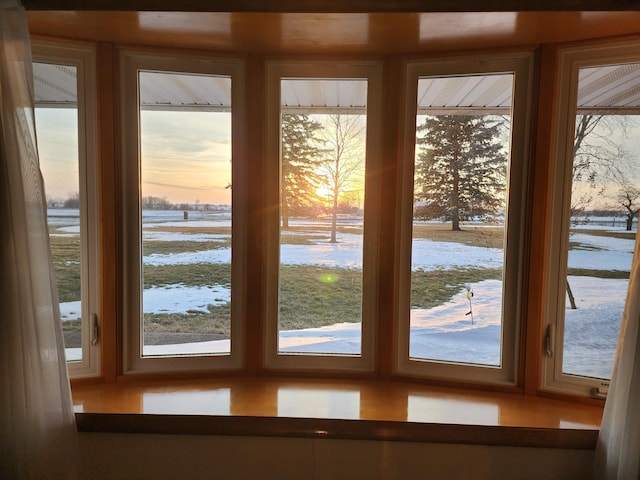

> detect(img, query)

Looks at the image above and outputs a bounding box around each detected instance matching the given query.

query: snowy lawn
[59,212,636,378]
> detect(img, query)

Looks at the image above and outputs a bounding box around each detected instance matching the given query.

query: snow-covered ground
[58,210,636,379]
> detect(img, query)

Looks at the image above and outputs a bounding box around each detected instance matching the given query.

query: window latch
[591,383,609,399]
[91,313,99,346]
[544,324,553,357]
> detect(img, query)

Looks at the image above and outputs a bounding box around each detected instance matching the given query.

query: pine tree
[414,115,507,231]
[281,114,327,228]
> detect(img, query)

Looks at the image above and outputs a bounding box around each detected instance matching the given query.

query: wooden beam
[21,0,640,12]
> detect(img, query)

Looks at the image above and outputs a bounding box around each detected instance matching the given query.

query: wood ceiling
[20,0,640,12]
[26,11,640,54]
[23,0,640,55]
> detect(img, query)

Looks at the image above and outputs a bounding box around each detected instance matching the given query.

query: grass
[49,235,81,303]
[146,226,231,235]
[410,268,503,309]
[568,241,604,251]
[144,305,230,335]
[412,224,505,249]
[143,239,230,255]
[140,265,504,334]
[49,221,629,338]
[568,268,630,279]
[143,263,231,288]
[572,228,636,240]
[279,265,363,330]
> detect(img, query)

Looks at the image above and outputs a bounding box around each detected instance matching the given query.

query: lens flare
[318,272,339,284]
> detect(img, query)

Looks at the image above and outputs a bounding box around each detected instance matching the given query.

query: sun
[315,184,332,200]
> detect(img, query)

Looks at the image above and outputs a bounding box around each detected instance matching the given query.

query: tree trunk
[452,214,461,231]
[626,215,633,231]
[330,187,338,243]
[451,162,461,231]
[566,279,577,310]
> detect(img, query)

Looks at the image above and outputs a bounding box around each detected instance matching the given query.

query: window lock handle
[544,324,553,357]
[91,313,99,346]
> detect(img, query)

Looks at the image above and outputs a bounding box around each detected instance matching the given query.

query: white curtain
[0,1,79,478]
[593,230,640,479]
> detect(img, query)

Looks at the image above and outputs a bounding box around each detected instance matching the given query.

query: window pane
[562,63,640,379]
[139,70,232,357]
[410,73,513,367]
[278,78,367,355]
[34,62,83,362]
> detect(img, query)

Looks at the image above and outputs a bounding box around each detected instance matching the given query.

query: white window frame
[543,39,640,397]
[121,50,246,373]
[396,53,534,385]
[32,40,100,379]
[263,60,382,372]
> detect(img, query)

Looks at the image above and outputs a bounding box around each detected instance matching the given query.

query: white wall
[79,433,593,479]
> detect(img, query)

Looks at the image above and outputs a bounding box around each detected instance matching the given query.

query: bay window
[544,40,640,397]
[264,61,382,371]
[33,36,637,402]
[397,54,534,385]
[121,51,245,373]
[33,40,100,378]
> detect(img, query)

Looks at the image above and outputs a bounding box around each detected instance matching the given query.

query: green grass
[48,223,630,337]
[49,235,81,303]
[278,265,504,330]
[410,268,503,309]
[567,268,630,279]
[145,226,231,235]
[144,305,230,335]
[280,234,328,245]
[572,228,636,240]
[411,224,505,249]
[279,265,363,330]
[143,263,231,288]
[568,241,604,251]
[143,239,230,255]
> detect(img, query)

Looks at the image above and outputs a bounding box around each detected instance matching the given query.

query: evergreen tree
[281,114,327,228]
[414,115,507,231]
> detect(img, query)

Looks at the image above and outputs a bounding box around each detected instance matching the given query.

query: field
[49,209,636,378]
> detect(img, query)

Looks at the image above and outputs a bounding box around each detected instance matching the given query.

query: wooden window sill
[72,377,602,449]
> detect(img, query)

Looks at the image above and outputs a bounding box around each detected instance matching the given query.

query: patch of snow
[55,211,634,380]
[143,234,505,272]
[562,276,627,379]
[143,340,230,356]
[570,232,635,253]
[144,249,230,266]
[60,301,81,321]
[144,231,229,242]
[144,285,230,313]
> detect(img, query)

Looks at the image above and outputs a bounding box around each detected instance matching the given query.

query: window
[121,51,245,373]
[397,54,534,385]
[32,41,99,378]
[264,61,382,371]
[544,41,640,397]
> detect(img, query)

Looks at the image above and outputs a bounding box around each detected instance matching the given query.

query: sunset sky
[35,107,639,211]
[140,110,232,205]
[36,108,233,205]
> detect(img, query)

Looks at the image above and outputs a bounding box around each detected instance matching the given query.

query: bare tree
[616,184,640,231]
[566,114,638,308]
[320,114,366,243]
[571,115,637,219]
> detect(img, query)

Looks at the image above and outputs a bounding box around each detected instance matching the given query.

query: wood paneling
[21,0,640,12]
[28,12,640,55]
